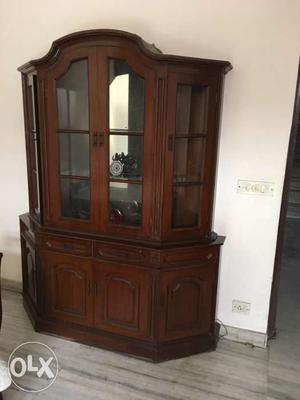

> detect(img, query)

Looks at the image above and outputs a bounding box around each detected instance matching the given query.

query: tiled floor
[0,285,299,400]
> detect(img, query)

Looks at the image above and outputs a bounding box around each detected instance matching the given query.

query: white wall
[0,0,299,334]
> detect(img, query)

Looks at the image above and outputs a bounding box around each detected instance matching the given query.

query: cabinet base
[23,296,217,363]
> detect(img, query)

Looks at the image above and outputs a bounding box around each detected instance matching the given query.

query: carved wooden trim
[152,77,168,239]
[18,30,232,73]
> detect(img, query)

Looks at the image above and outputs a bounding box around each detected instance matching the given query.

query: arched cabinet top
[18,29,232,73]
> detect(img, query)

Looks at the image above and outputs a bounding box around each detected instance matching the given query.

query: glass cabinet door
[57,60,91,220]
[172,84,208,228]
[45,48,98,230]
[108,59,144,227]
[104,55,154,237]
[45,47,154,236]
[163,72,218,240]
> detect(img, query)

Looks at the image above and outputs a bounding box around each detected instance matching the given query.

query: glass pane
[109,59,145,132]
[57,60,89,130]
[59,133,89,177]
[174,138,205,183]
[60,178,90,220]
[172,185,201,228]
[109,182,142,226]
[109,135,143,179]
[176,84,208,135]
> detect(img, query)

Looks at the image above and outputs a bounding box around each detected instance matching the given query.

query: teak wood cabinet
[19,30,232,362]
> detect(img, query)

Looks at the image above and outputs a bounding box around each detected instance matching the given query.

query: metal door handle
[168,134,174,151]
[94,282,99,296]
[98,133,104,146]
[93,132,98,147]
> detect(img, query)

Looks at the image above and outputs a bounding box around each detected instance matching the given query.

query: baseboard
[1,278,22,294]
[224,325,268,348]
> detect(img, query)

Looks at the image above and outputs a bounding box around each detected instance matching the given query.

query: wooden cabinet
[42,252,151,339]
[159,265,215,341]
[43,253,93,327]
[19,30,231,361]
[94,262,151,338]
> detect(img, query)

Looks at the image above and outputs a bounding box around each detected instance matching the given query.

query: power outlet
[232,300,251,315]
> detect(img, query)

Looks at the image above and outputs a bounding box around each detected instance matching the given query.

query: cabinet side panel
[21,72,42,222]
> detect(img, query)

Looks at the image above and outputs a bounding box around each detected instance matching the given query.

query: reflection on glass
[109,135,143,179]
[176,84,208,135]
[59,133,90,177]
[57,60,89,130]
[109,59,145,132]
[109,182,142,226]
[172,185,201,228]
[173,138,205,183]
[60,178,90,220]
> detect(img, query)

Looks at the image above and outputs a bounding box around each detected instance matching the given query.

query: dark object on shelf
[110,152,140,178]
[109,208,123,225]
[110,200,141,226]
[18,29,231,362]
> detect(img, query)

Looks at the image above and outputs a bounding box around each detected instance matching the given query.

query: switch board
[237,180,274,196]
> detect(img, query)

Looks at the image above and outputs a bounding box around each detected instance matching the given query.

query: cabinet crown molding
[18,29,232,73]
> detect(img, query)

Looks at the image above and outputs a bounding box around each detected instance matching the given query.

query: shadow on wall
[0,234,22,287]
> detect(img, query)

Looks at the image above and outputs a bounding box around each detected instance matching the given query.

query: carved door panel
[94,261,151,338]
[43,253,93,327]
[159,265,216,340]
[21,237,37,305]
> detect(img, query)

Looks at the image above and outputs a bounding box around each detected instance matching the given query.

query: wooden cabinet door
[159,264,216,341]
[162,70,221,241]
[94,261,151,338]
[43,252,93,327]
[21,237,37,305]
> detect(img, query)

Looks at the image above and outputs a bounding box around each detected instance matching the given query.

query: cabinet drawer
[94,242,146,264]
[43,235,92,257]
[161,246,218,267]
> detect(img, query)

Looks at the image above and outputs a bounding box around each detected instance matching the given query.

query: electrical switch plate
[232,300,251,315]
[237,180,274,196]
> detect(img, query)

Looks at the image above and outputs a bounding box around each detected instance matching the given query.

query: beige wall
[0,0,299,333]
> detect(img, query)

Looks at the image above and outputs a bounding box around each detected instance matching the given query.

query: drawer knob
[46,241,52,248]
[206,253,213,260]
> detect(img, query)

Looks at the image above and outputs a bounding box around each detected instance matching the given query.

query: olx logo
[8,342,58,392]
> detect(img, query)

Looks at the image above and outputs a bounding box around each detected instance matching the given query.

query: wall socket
[232,300,251,315]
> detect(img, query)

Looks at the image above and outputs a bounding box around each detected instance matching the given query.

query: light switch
[237,180,275,196]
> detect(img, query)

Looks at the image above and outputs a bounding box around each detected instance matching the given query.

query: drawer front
[161,246,219,268]
[94,242,148,265]
[42,235,92,257]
